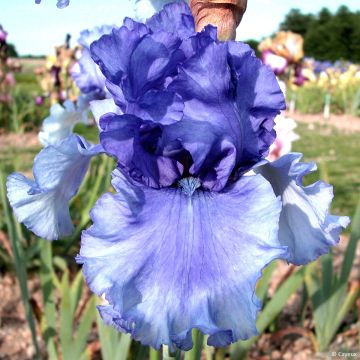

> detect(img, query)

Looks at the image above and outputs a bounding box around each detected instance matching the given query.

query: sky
[1,0,360,56]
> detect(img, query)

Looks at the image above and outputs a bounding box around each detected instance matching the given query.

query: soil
[0,131,40,150]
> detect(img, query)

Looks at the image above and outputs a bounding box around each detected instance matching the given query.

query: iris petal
[146,1,195,39]
[100,113,183,187]
[256,153,350,265]
[166,40,284,190]
[77,169,287,350]
[7,135,103,240]
[90,21,148,85]
[38,99,89,146]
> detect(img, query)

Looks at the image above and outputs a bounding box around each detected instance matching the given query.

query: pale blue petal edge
[7,135,103,240]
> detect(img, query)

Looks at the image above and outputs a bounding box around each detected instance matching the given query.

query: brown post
[190,0,248,41]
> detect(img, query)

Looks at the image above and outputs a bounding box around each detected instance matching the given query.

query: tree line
[280,6,360,62]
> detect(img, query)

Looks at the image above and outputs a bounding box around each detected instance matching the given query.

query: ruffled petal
[7,135,103,240]
[100,113,183,187]
[90,21,148,85]
[133,0,176,21]
[227,41,286,162]
[38,99,89,146]
[71,48,107,95]
[77,169,287,350]
[146,1,195,39]
[78,25,114,49]
[256,153,350,265]
[90,98,122,130]
[123,31,184,100]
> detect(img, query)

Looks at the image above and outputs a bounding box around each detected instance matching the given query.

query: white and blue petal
[7,135,103,240]
[77,169,287,350]
[256,153,350,265]
[39,99,89,146]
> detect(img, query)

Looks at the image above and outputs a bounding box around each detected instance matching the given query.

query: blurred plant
[259,31,304,83]
[38,242,97,360]
[290,59,360,117]
[0,25,20,104]
[34,34,79,105]
[305,198,360,352]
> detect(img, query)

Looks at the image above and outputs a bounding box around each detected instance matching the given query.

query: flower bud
[190,0,247,40]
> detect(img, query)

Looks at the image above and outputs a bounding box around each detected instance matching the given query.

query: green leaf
[59,270,73,359]
[70,270,84,317]
[0,170,41,359]
[340,198,360,284]
[306,198,360,351]
[72,296,96,359]
[39,240,58,360]
[184,329,204,360]
[97,306,132,360]
[256,260,277,303]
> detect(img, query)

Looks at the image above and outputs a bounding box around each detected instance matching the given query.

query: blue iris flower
[71,25,114,98]
[13,1,349,351]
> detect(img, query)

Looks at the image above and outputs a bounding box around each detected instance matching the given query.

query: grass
[293,122,360,218]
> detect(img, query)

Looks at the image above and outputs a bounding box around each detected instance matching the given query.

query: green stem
[39,240,58,359]
[0,171,41,359]
[163,346,179,360]
[184,330,204,360]
[150,348,161,360]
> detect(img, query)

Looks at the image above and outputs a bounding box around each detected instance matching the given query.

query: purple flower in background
[0,26,8,42]
[313,60,333,74]
[11,0,349,351]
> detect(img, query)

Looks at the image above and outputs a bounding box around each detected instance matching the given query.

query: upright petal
[146,1,195,39]
[72,25,114,96]
[228,41,286,162]
[7,135,103,240]
[256,153,350,265]
[71,48,107,96]
[77,170,286,350]
[166,41,284,190]
[100,113,183,187]
[90,21,149,85]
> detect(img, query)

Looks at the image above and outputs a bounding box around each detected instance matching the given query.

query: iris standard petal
[100,113,183,187]
[256,153,350,265]
[77,169,287,350]
[90,21,148,85]
[146,1,195,39]
[78,25,114,49]
[228,41,286,162]
[7,135,103,240]
[168,41,275,190]
[72,48,107,95]
[72,25,114,96]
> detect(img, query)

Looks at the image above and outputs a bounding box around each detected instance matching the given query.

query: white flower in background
[268,115,300,162]
[39,98,89,146]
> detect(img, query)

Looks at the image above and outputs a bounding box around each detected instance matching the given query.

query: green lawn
[293,122,360,218]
